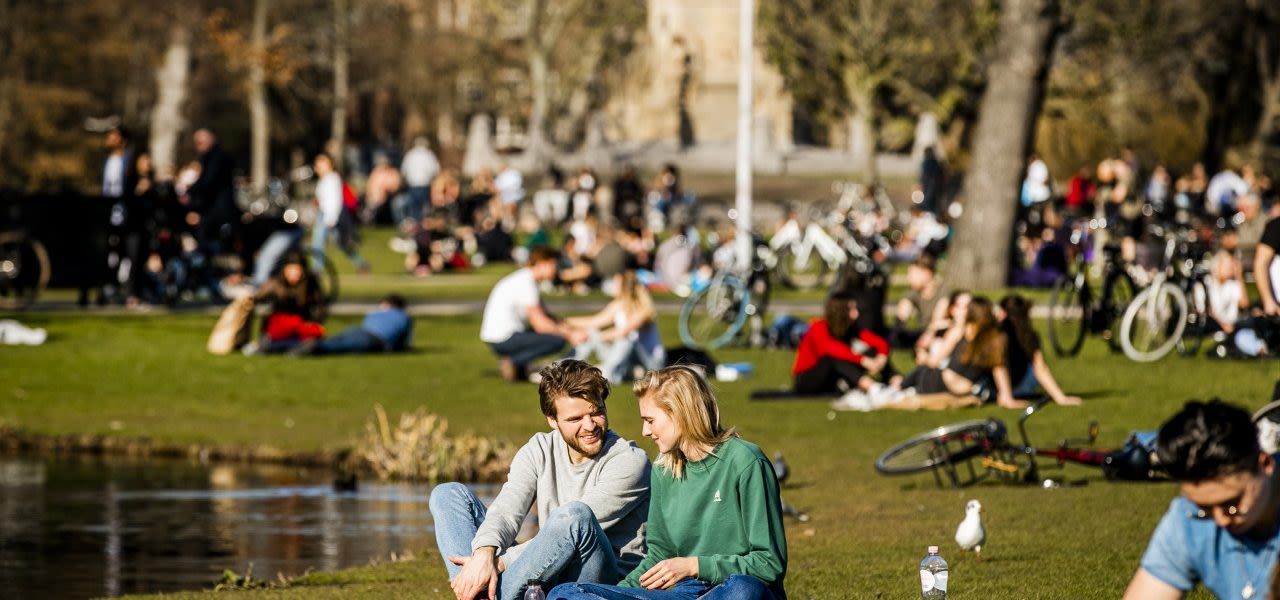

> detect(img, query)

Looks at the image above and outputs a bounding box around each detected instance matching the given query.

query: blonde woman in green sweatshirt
[549,365,788,600]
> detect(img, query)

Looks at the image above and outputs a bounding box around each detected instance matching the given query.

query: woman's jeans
[572,335,663,383]
[429,483,623,600]
[548,575,777,600]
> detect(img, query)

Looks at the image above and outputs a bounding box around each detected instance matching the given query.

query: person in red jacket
[792,292,899,395]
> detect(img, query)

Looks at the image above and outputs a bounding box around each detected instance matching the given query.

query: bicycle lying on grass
[874,399,1163,488]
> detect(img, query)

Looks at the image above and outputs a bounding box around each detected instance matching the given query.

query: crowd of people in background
[1013,151,1280,358]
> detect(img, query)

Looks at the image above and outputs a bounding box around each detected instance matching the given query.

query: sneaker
[830,390,874,412]
[241,341,261,356]
[527,371,544,385]
[497,357,518,382]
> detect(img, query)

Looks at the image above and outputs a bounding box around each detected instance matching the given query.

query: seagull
[772,452,790,486]
[955,499,985,557]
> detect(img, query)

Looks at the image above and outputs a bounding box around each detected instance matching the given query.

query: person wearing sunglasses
[1124,400,1280,600]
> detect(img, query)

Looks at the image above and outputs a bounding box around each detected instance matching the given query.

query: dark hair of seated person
[1156,399,1260,483]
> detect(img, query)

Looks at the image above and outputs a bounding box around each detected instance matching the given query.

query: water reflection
[0,454,494,599]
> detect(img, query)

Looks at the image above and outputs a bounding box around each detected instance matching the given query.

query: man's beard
[562,427,608,458]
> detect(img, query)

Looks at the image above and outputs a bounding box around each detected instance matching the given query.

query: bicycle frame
[911,400,1111,488]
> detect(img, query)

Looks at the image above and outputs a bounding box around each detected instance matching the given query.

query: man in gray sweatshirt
[429,359,651,600]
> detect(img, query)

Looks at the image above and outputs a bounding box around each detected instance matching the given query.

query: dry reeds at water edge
[360,404,514,483]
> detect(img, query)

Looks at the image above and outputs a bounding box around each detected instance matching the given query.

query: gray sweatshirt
[472,430,650,571]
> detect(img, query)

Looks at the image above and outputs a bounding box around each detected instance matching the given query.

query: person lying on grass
[1123,400,1280,600]
[290,294,412,356]
[549,365,787,600]
[429,359,650,600]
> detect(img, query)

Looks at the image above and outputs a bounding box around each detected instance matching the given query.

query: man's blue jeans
[548,575,777,600]
[489,331,567,369]
[315,328,384,354]
[429,483,623,600]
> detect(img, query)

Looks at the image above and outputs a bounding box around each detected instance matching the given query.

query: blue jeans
[429,483,623,600]
[489,331,567,369]
[394,186,429,225]
[252,229,304,287]
[315,328,384,354]
[548,575,776,600]
[1013,367,1039,398]
[312,215,368,270]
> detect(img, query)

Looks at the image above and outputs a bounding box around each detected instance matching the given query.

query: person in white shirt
[311,153,369,272]
[1204,250,1246,334]
[494,164,525,229]
[398,137,440,227]
[480,246,586,381]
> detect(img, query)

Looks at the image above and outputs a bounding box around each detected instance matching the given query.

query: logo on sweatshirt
[713,490,722,502]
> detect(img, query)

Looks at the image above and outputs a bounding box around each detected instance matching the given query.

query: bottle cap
[927,545,939,554]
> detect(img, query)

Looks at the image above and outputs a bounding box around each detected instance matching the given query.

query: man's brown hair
[528,245,560,266]
[537,359,610,417]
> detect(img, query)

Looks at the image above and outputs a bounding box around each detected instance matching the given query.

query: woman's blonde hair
[616,270,654,322]
[633,365,736,479]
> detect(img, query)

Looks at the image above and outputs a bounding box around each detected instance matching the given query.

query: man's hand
[862,353,888,375]
[448,547,499,600]
[638,557,698,590]
[1265,299,1280,317]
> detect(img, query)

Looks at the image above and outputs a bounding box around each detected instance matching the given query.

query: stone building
[607,0,794,152]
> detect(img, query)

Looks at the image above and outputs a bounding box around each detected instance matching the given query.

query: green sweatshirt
[621,437,787,592]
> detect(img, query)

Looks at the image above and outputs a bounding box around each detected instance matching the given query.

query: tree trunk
[1251,33,1280,165]
[521,0,553,171]
[945,0,1064,290]
[850,83,879,185]
[525,41,552,171]
[149,22,192,178]
[248,0,270,194]
[331,0,349,173]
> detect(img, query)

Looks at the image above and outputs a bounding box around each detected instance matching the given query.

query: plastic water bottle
[524,580,546,600]
[920,546,949,599]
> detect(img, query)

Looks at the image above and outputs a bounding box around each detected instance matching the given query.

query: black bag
[1102,431,1162,481]
[665,346,716,373]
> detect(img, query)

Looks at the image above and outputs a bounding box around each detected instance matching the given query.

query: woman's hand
[638,557,698,590]
[1054,395,1083,406]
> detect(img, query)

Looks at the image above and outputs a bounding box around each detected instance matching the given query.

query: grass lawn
[3,304,1275,600]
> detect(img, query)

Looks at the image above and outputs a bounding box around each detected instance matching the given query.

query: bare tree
[248,0,271,193]
[945,0,1066,290]
[150,19,194,177]
[331,0,349,172]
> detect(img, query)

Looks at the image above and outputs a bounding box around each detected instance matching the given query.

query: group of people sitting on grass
[792,272,1079,411]
[480,246,665,384]
[430,360,786,600]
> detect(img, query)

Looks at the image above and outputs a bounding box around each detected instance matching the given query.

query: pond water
[0,454,496,599]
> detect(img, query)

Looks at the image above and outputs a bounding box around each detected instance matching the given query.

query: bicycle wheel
[1119,282,1188,362]
[1048,275,1087,357]
[875,420,998,475]
[1101,272,1135,351]
[678,274,750,349]
[0,233,51,310]
[1177,278,1209,357]
[775,246,830,291]
[308,250,341,304]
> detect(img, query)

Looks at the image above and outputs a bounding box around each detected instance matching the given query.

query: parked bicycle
[677,234,774,350]
[1047,220,1137,357]
[769,206,844,291]
[1117,228,1213,362]
[875,398,1162,488]
[0,230,50,310]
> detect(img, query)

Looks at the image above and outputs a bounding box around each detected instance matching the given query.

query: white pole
[734,0,754,270]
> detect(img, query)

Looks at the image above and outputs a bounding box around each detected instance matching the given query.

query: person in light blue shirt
[293,294,412,355]
[1123,400,1280,600]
